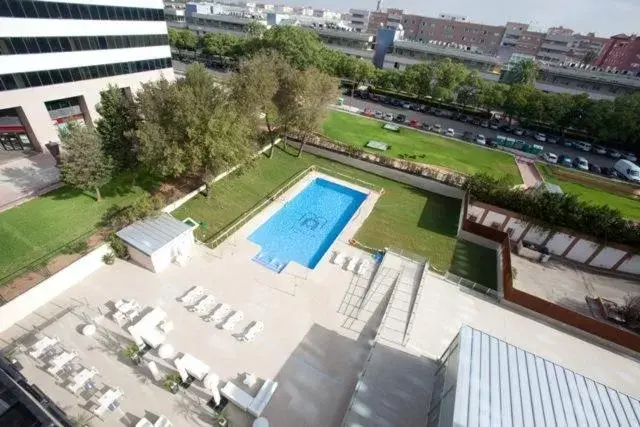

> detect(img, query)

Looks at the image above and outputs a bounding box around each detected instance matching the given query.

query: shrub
[102,194,165,229]
[107,233,129,259]
[464,173,640,247]
[61,239,89,255]
[102,252,116,265]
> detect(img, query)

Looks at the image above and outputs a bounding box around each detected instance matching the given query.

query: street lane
[342,96,619,169]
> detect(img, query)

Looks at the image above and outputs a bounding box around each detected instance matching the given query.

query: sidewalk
[0,151,60,212]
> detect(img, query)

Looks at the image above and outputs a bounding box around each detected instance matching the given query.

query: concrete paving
[0,151,60,211]
[511,254,640,316]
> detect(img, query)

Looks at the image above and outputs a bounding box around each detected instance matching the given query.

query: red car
[409,119,420,128]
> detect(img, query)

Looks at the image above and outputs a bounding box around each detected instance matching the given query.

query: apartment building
[0,0,174,153]
[402,14,505,55]
[367,10,387,32]
[348,8,369,33]
[500,22,544,57]
[596,34,640,71]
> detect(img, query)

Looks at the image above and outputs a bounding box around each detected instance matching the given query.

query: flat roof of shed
[116,214,192,256]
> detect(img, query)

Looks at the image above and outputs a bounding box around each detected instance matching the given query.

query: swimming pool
[249,178,367,272]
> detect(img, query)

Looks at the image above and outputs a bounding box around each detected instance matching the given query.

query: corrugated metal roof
[454,326,640,426]
[116,214,192,256]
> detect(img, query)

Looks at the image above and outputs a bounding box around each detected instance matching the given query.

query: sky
[280,0,640,37]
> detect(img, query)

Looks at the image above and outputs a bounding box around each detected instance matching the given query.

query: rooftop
[117,214,193,256]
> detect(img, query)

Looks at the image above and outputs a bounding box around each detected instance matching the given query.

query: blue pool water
[249,178,367,272]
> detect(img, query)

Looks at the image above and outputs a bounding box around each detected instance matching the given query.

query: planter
[169,383,179,394]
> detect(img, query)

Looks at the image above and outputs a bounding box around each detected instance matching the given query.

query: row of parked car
[352,89,639,164]
[541,152,640,182]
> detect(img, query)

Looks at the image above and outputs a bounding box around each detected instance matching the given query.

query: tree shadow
[0,164,60,201]
[403,185,460,237]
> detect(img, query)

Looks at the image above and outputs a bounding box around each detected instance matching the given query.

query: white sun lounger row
[331,251,371,276]
[240,321,264,342]
[178,286,204,304]
[189,294,217,314]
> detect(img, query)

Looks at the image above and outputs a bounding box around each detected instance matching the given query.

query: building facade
[500,22,544,57]
[596,34,640,71]
[348,8,369,33]
[0,0,174,153]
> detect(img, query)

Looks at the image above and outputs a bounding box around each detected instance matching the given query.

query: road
[342,96,619,169]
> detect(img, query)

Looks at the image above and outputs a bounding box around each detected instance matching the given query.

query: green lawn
[449,240,498,290]
[0,173,157,281]
[538,164,640,219]
[322,111,522,184]
[173,146,462,271]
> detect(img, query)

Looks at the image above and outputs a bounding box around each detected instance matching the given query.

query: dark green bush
[61,239,89,255]
[102,194,165,229]
[464,173,640,247]
[107,233,129,259]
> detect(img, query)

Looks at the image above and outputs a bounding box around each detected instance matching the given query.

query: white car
[432,123,442,133]
[623,152,638,162]
[608,149,622,159]
[475,134,486,145]
[384,112,394,121]
[573,156,589,171]
[541,152,558,164]
[445,128,455,137]
[534,132,546,142]
[514,128,524,136]
[374,110,384,119]
[401,102,412,109]
[592,145,607,155]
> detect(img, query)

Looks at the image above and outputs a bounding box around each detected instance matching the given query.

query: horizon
[273,0,639,38]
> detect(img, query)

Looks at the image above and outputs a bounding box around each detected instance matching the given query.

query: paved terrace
[0,172,382,427]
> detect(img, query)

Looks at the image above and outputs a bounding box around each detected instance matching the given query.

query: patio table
[28,336,58,359]
[67,368,97,394]
[179,353,210,381]
[47,351,76,374]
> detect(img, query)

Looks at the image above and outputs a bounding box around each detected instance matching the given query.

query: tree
[95,85,139,171]
[261,26,325,70]
[201,33,241,59]
[583,49,598,65]
[137,64,256,192]
[432,59,468,101]
[245,20,266,38]
[231,51,291,157]
[168,28,198,60]
[59,123,112,201]
[503,84,533,123]
[456,70,484,109]
[506,59,539,86]
[275,68,339,157]
[402,62,436,98]
[479,83,506,115]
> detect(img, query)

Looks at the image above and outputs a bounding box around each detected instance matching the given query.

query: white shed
[117,214,195,273]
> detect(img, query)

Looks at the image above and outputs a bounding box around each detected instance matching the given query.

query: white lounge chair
[331,251,345,265]
[356,260,370,276]
[221,311,244,331]
[189,295,216,314]
[248,379,279,417]
[240,321,264,342]
[178,286,204,304]
[345,257,359,272]
[159,321,174,333]
[205,303,231,323]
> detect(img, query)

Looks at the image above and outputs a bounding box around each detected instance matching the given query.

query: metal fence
[444,271,501,301]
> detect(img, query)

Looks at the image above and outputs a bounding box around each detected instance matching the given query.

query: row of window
[0,0,164,21]
[0,35,169,55]
[0,57,172,92]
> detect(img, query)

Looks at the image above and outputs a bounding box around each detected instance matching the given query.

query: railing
[444,271,501,301]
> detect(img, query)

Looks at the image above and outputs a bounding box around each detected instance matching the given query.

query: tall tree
[275,68,339,157]
[456,70,484,109]
[201,33,241,59]
[503,84,533,123]
[95,85,139,171]
[245,21,266,38]
[432,59,468,101]
[582,49,598,65]
[59,123,112,201]
[137,64,256,193]
[231,51,291,157]
[506,59,539,86]
[168,29,198,60]
[261,26,325,69]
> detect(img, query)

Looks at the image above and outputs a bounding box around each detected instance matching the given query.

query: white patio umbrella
[203,373,221,405]
[253,417,269,427]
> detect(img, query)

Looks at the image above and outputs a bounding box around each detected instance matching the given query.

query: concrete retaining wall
[0,244,110,333]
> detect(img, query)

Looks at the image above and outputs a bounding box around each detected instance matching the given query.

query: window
[0,1,164,21]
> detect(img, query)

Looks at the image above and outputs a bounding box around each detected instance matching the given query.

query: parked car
[623,152,638,162]
[434,109,443,116]
[451,112,461,121]
[374,110,384,119]
[592,145,607,155]
[614,159,640,183]
[489,121,500,130]
[588,163,602,174]
[572,140,592,152]
[393,113,406,123]
[480,120,489,128]
[391,98,402,106]
[409,119,420,128]
[471,118,481,126]
[486,139,498,148]
[608,149,622,159]
[370,94,380,102]
[458,115,470,123]
[475,134,486,145]
[432,123,442,133]
[572,156,589,171]
[410,104,422,111]
[563,140,574,148]
[534,132,547,142]
[514,128,524,136]
[546,135,559,144]
[601,167,619,178]
[420,122,431,131]
[363,108,374,117]
[541,152,558,163]
[384,112,394,121]
[462,131,474,141]
[401,102,412,109]
[558,155,572,167]
[444,128,455,137]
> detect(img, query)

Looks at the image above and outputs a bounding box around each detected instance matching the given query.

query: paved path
[516,158,543,188]
[0,151,60,212]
